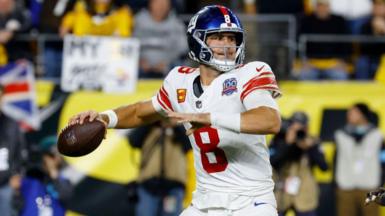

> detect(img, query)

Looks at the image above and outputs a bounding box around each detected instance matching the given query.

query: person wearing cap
[269,111,328,216]
[0,84,27,216]
[17,135,73,216]
[334,103,384,216]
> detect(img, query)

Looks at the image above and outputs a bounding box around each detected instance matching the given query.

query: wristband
[100,110,118,128]
[210,113,241,133]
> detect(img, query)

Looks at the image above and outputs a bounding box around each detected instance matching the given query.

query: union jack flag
[0,60,40,130]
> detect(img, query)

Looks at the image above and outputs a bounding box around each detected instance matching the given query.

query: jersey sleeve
[239,61,282,103]
[243,90,279,111]
[151,68,179,116]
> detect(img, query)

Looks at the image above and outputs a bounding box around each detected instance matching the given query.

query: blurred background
[0,0,385,215]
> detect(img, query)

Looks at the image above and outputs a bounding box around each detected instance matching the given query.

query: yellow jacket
[0,45,8,66]
[375,54,385,84]
[61,0,133,37]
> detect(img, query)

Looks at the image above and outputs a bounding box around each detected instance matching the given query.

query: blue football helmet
[187,5,245,72]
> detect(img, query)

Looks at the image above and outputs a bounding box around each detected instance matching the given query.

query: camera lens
[296,130,306,139]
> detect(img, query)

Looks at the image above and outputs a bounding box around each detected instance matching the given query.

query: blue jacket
[19,177,66,216]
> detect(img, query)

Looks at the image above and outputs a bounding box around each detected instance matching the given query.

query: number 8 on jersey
[193,127,228,173]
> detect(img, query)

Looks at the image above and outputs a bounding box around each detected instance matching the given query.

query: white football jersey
[151,61,281,210]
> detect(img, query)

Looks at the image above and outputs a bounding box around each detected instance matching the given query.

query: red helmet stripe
[217,5,232,27]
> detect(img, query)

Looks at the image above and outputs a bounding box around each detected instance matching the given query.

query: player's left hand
[167,111,210,135]
[365,187,385,206]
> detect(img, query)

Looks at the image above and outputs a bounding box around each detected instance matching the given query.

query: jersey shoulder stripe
[238,61,281,101]
[153,66,197,114]
[156,85,174,111]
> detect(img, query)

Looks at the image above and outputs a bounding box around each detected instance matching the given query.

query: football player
[69,5,281,216]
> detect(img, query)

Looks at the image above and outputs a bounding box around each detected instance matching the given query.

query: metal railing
[298,34,385,61]
[11,14,297,80]
[297,34,385,79]
[13,33,62,82]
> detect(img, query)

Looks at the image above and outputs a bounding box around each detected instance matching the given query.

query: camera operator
[270,111,328,216]
[16,135,73,216]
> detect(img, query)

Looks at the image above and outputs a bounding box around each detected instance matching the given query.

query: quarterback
[69,5,282,216]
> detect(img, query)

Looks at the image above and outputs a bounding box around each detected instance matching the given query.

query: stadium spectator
[257,0,304,15]
[183,0,233,14]
[22,0,75,31]
[297,0,350,80]
[334,103,384,216]
[59,0,89,36]
[133,0,188,78]
[128,120,191,216]
[60,0,133,37]
[239,0,260,67]
[355,0,385,80]
[57,0,133,80]
[16,135,73,216]
[0,0,31,66]
[0,83,27,216]
[258,0,306,78]
[30,0,76,78]
[270,111,328,216]
[68,5,282,215]
[327,0,373,34]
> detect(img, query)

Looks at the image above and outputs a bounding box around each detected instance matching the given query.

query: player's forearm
[188,107,280,134]
[240,107,281,134]
[102,101,161,128]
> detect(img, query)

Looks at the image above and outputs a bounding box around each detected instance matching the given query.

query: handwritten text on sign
[61,35,140,93]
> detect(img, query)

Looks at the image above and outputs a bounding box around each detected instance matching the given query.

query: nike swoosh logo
[256,65,265,72]
[254,202,267,207]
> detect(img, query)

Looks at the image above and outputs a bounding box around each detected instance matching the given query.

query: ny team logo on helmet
[187,5,245,72]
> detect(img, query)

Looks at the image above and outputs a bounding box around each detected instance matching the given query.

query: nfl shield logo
[222,78,237,96]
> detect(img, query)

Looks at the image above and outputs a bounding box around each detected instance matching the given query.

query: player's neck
[199,65,220,86]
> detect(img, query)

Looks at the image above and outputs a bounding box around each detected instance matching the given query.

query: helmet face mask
[187,6,245,72]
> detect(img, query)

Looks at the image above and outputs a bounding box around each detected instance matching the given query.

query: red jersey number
[193,127,228,173]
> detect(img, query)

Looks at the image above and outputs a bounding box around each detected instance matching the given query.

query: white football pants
[179,203,278,216]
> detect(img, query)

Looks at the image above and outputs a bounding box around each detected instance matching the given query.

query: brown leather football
[58,119,106,157]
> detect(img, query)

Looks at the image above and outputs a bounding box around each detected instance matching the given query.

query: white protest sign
[61,35,140,93]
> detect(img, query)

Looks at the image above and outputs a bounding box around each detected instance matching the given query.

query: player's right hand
[69,110,105,126]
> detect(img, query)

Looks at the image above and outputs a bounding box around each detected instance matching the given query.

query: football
[58,119,106,157]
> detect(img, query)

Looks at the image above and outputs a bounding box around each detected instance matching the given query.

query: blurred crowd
[0,0,384,80]
[0,83,73,216]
